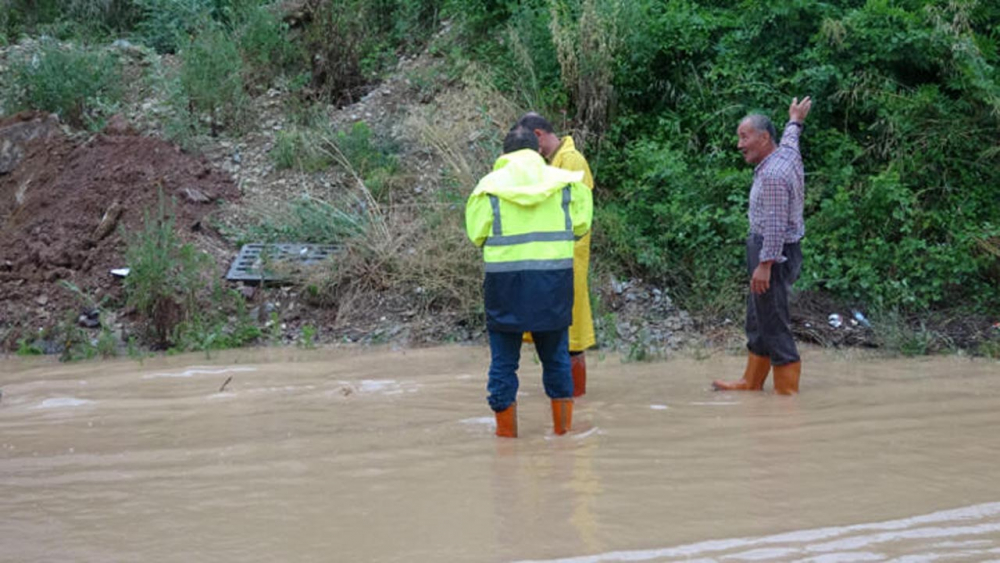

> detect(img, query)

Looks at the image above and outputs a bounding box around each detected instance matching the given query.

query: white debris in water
[650,404,669,410]
[359,380,395,393]
[143,366,257,379]
[334,379,420,396]
[460,417,494,426]
[572,427,599,440]
[456,374,476,380]
[722,547,800,560]
[690,401,740,406]
[36,397,93,409]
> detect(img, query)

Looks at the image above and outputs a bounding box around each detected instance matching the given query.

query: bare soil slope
[0,114,239,347]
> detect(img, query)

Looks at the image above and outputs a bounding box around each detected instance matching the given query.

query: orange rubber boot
[571,353,586,397]
[712,352,770,391]
[773,362,801,395]
[495,403,517,438]
[551,398,573,435]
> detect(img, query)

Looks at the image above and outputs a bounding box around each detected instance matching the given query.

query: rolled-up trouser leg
[487,329,523,412]
[531,329,573,399]
[745,235,802,366]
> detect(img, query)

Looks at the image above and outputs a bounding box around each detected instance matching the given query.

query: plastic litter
[852,310,872,328]
[828,313,843,328]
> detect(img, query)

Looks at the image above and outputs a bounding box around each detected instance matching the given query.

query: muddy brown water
[2,346,999,563]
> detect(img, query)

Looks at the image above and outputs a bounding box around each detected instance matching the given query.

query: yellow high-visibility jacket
[466,149,593,333]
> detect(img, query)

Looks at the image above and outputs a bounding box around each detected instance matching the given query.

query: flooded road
[2,347,999,562]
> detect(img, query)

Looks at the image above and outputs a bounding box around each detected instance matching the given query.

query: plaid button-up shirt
[748,122,805,263]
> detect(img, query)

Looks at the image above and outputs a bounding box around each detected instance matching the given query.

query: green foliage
[331,121,400,201]
[16,337,43,356]
[269,120,398,196]
[1,40,122,128]
[237,5,303,88]
[304,0,445,103]
[124,194,213,347]
[870,309,953,357]
[272,127,333,172]
[124,194,263,352]
[234,194,369,246]
[181,24,248,133]
[162,23,249,143]
[133,0,213,53]
[299,324,317,349]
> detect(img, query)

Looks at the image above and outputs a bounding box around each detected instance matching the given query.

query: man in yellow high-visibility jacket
[519,113,595,397]
[466,127,593,437]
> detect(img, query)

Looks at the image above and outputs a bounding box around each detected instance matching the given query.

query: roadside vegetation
[1,0,998,359]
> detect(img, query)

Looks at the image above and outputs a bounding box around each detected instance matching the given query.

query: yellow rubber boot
[495,403,517,438]
[551,398,573,435]
[712,352,770,391]
[773,362,801,395]
[571,353,586,397]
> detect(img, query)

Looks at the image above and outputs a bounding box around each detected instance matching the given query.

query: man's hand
[789,96,812,123]
[751,262,773,295]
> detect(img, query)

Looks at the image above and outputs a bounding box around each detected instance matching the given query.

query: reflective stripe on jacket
[466,149,593,333]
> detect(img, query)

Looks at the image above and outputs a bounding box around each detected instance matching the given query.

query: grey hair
[741,114,777,145]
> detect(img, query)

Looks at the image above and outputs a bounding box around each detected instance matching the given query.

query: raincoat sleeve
[569,181,593,239]
[465,193,493,247]
[558,152,594,190]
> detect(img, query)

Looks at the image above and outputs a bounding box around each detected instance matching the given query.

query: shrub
[124,194,214,348]
[174,23,249,136]
[133,0,214,53]
[237,4,303,89]
[272,127,333,172]
[2,40,122,128]
[235,193,370,246]
[125,194,263,351]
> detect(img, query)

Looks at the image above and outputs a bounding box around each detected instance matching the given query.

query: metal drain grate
[226,243,339,283]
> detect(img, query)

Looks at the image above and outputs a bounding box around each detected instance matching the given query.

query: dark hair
[517,112,554,133]
[503,126,539,154]
[742,114,777,145]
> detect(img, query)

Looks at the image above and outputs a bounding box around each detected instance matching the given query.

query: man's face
[534,130,561,160]
[736,122,772,165]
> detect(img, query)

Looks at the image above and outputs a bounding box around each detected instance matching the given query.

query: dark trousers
[487,329,573,412]
[745,234,802,366]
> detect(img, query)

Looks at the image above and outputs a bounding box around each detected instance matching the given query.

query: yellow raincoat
[525,136,596,351]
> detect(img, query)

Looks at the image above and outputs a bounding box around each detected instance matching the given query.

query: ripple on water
[142,366,257,380]
[35,398,94,409]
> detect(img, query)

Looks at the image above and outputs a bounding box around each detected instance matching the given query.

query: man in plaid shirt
[714,96,812,395]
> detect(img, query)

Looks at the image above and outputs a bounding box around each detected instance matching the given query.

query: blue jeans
[487,329,573,412]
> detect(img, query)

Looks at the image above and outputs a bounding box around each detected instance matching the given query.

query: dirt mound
[0,116,239,348]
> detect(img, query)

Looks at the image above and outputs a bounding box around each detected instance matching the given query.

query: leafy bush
[304,0,446,103]
[133,0,213,53]
[236,194,370,246]
[272,127,333,172]
[124,195,214,347]
[237,4,303,88]
[1,40,122,128]
[171,23,249,137]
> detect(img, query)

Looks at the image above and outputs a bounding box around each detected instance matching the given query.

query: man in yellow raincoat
[518,113,595,397]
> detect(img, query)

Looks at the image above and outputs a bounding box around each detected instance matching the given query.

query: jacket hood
[472,149,584,206]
